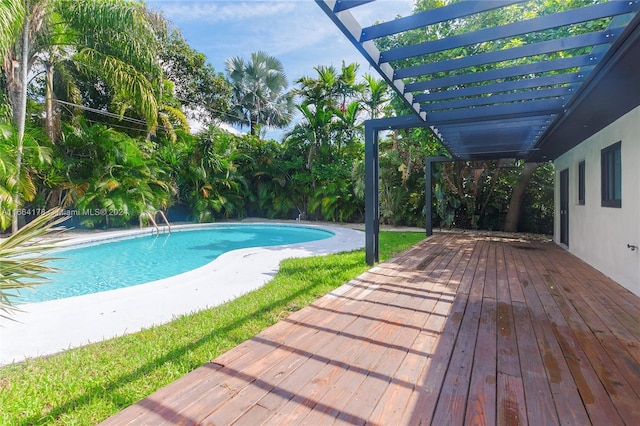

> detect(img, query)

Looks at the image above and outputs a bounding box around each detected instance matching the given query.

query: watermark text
[2,208,127,217]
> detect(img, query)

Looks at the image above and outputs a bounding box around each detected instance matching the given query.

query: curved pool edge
[0,223,364,366]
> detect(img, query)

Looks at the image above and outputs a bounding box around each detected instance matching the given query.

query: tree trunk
[12,16,30,234]
[503,162,541,232]
[45,61,56,142]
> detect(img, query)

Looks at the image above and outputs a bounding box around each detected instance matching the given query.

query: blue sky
[145,0,414,136]
[146,1,413,82]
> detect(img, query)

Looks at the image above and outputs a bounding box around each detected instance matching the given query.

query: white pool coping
[0,223,364,366]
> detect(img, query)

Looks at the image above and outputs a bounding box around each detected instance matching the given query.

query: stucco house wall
[554,105,640,296]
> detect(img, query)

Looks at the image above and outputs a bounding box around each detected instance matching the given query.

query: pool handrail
[139,211,171,235]
[139,212,160,234]
[156,210,171,234]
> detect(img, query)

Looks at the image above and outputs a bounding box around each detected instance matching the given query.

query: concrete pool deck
[0,223,365,366]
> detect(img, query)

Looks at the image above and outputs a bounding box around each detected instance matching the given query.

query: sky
[145,0,414,136]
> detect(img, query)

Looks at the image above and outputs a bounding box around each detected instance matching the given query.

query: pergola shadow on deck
[102,233,640,425]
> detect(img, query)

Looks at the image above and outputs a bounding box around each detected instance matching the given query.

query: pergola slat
[421,86,572,113]
[381,2,639,63]
[360,0,526,42]
[424,99,563,126]
[395,28,622,79]
[411,54,595,92]
[413,72,584,102]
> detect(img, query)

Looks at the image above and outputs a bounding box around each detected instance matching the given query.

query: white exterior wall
[554,105,640,296]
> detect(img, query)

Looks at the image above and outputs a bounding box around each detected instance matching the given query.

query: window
[601,142,621,208]
[578,161,585,205]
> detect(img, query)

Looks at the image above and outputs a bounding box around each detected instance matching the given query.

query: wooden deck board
[522,246,625,425]
[102,233,640,425]
[430,242,485,426]
[512,302,559,425]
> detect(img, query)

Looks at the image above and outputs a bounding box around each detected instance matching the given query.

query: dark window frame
[578,160,585,205]
[601,141,622,208]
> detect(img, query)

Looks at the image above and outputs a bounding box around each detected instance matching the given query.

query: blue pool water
[17,225,333,303]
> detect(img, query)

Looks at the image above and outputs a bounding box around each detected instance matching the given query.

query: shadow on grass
[20,254,366,425]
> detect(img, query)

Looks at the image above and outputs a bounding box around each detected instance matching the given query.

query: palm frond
[0,208,69,320]
[74,47,158,130]
[0,1,25,59]
[58,0,161,82]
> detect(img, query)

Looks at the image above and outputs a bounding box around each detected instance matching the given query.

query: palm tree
[0,2,24,57]
[225,51,293,136]
[45,0,163,139]
[293,103,333,170]
[0,0,38,233]
[0,0,163,232]
[291,62,366,169]
[295,62,363,112]
[361,73,389,119]
[296,65,340,111]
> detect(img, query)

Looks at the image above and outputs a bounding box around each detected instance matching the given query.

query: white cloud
[256,12,341,56]
[147,0,416,140]
[150,0,414,105]
[151,1,295,24]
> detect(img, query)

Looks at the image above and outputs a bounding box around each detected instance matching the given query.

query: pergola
[316,0,640,264]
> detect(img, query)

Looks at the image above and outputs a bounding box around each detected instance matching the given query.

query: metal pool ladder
[140,210,172,234]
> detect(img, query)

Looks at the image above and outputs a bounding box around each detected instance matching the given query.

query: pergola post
[365,121,379,265]
[425,156,450,237]
[425,157,433,237]
[363,115,429,266]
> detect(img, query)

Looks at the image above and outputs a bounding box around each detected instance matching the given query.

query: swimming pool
[1,224,364,365]
[17,224,333,303]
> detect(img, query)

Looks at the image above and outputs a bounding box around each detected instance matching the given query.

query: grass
[0,230,425,425]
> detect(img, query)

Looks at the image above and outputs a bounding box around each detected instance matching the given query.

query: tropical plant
[225,51,294,136]
[0,208,67,319]
[0,122,52,230]
[296,63,362,112]
[53,120,173,228]
[284,62,369,222]
[234,135,295,219]
[170,126,249,222]
[49,0,162,133]
[291,63,367,158]
[292,102,333,170]
[517,162,554,234]
[0,0,163,231]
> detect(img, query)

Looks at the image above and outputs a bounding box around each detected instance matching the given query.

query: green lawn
[0,231,424,425]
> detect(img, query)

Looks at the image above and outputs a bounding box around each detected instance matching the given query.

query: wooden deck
[102,233,640,425]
